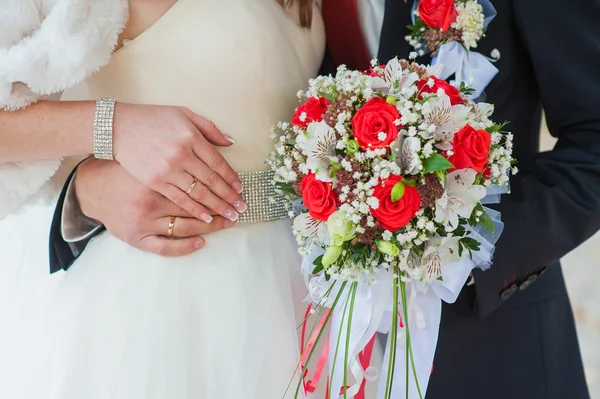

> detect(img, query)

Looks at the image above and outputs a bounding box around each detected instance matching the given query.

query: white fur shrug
[0,0,128,220]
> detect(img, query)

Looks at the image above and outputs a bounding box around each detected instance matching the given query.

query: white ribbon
[375,257,474,399]
[432,41,499,100]
[302,215,505,398]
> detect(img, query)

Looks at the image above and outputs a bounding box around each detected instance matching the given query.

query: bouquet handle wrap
[305,206,505,399]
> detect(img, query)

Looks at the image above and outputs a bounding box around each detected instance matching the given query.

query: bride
[0,0,326,397]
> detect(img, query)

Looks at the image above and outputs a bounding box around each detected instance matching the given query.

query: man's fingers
[154,216,234,238]
[137,235,205,257]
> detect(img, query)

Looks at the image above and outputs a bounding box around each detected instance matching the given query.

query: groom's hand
[75,158,234,256]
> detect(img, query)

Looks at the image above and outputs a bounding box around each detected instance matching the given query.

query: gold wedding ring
[186,179,198,195]
[167,216,176,237]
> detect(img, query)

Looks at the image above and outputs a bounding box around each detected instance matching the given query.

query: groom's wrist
[61,168,103,242]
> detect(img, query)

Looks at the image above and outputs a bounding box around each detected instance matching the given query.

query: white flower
[394,135,422,175]
[293,213,328,242]
[452,0,485,49]
[435,169,487,231]
[303,121,338,182]
[422,236,462,280]
[421,92,470,148]
[468,102,495,129]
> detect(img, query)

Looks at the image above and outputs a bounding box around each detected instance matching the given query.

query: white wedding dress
[0,1,329,398]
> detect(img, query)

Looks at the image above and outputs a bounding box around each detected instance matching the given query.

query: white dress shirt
[357,0,386,58]
[61,0,388,241]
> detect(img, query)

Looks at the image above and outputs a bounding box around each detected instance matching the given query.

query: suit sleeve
[49,164,106,274]
[473,0,600,317]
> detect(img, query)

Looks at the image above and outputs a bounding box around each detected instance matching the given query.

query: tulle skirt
[0,203,310,399]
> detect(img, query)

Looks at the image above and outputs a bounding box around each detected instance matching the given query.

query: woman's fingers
[154,216,234,238]
[192,135,243,194]
[180,107,236,147]
[171,173,244,221]
[183,163,247,216]
[159,183,213,223]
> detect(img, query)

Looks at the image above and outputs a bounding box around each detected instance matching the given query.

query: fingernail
[233,200,247,213]
[194,240,204,249]
[224,219,234,228]
[224,209,238,222]
[223,134,235,144]
[232,181,243,193]
[201,213,213,224]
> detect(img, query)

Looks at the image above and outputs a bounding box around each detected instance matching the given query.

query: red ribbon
[300,304,379,398]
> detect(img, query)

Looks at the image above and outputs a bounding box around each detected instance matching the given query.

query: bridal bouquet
[406,0,500,99]
[268,57,515,399]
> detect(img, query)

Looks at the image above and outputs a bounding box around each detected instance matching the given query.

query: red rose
[448,124,491,172]
[291,97,329,128]
[417,76,466,105]
[351,98,401,150]
[371,175,421,232]
[417,0,458,32]
[301,173,338,221]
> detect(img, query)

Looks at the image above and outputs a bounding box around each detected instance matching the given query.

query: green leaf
[317,90,338,103]
[275,182,297,195]
[403,179,417,187]
[423,153,454,174]
[486,121,509,133]
[312,255,324,274]
[330,160,343,170]
[478,207,495,234]
[391,182,405,202]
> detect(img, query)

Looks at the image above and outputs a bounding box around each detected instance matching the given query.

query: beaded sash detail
[237,170,289,224]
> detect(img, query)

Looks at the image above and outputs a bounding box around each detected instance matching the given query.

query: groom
[49,0,599,397]
[317,0,598,397]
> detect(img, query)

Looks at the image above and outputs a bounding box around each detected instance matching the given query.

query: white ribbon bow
[432,41,499,100]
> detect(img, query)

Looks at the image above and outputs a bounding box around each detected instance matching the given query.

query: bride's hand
[76,159,234,256]
[112,103,246,223]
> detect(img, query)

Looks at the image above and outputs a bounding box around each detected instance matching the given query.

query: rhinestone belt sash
[237,170,289,224]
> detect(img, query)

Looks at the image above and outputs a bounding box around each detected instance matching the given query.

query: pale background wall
[539,119,600,397]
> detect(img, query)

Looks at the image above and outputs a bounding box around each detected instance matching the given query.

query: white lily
[435,169,486,231]
[467,102,495,129]
[293,213,329,244]
[421,92,470,148]
[425,63,444,78]
[394,135,422,175]
[422,235,461,280]
[302,121,338,182]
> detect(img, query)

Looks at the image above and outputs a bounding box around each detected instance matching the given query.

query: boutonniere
[405,0,500,100]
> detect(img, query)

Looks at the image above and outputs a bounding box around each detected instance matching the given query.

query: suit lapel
[377,0,413,63]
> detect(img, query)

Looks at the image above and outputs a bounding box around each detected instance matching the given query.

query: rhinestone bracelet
[237,170,289,224]
[93,97,116,160]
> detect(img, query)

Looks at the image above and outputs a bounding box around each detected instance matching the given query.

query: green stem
[293,282,347,398]
[384,272,399,399]
[328,284,352,399]
[284,283,337,399]
[343,283,358,398]
[400,281,423,399]
[295,283,336,330]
